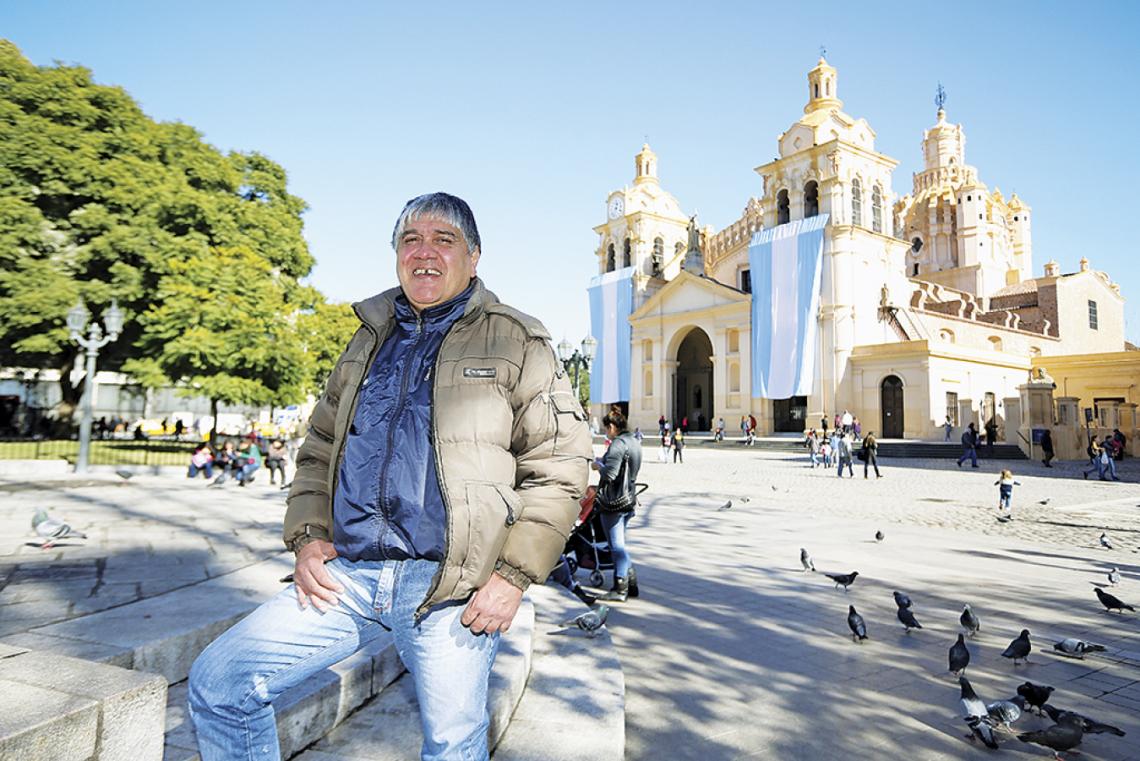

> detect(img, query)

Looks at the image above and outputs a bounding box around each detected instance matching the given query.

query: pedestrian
[188,192,591,761]
[943,415,954,442]
[671,426,685,463]
[174,418,185,440]
[234,440,262,486]
[266,439,289,485]
[994,469,1021,521]
[957,423,979,468]
[658,414,666,437]
[837,432,854,477]
[1083,438,1104,480]
[1099,436,1121,481]
[187,443,214,479]
[841,409,853,433]
[594,408,642,602]
[632,426,643,442]
[820,438,832,468]
[862,430,881,478]
[1040,428,1054,468]
[748,413,757,445]
[834,412,841,431]
[681,415,689,433]
[852,416,861,439]
[985,418,998,457]
[805,429,820,468]
[715,416,725,442]
[820,414,829,439]
[1112,428,1127,459]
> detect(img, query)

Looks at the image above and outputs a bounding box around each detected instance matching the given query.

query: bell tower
[634,143,658,185]
[804,56,842,115]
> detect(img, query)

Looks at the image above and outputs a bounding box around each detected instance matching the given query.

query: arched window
[871,184,883,233]
[622,238,631,268]
[851,178,862,227]
[777,189,790,225]
[939,329,955,344]
[804,180,819,218]
[988,336,1003,352]
[606,244,615,272]
[675,241,685,259]
[814,83,820,98]
[652,237,664,275]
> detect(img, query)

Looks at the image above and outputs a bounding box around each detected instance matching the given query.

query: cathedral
[588,57,1129,441]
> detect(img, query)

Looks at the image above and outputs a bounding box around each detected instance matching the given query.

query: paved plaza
[1,447,1139,759]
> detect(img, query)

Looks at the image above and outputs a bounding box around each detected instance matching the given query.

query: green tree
[0,40,313,419]
[295,298,360,396]
[122,246,309,442]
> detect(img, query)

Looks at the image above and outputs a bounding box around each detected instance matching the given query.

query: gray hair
[390,192,481,255]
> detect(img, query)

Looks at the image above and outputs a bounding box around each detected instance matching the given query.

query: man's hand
[461,571,524,635]
[293,539,343,612]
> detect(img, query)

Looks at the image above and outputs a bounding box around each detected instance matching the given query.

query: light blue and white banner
[749,214,828,399]
[588,266,636,404]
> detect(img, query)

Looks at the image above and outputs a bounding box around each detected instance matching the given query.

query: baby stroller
[563,482,648,588]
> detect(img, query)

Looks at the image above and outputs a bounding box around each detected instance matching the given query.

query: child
[994,469,1021,522]
[820,440,832,468]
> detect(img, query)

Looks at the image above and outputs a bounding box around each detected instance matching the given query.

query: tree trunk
[57,355,82,430]
[209,398,219,447]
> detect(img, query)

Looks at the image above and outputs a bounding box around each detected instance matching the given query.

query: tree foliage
[0,40,342,415]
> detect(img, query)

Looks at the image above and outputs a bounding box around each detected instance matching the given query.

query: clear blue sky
[4,1,1140,345]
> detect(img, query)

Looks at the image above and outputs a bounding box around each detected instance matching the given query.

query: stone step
[162,599,534,761]
[0,642,168,761]
[492,584,624,761]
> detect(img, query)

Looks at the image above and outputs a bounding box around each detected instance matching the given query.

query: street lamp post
[556,335,597,406]
[67,300,124,474]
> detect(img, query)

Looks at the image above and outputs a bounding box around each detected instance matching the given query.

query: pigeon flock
[800,539,1134,757]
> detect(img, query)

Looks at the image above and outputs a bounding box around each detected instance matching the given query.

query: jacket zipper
[374,314,426,557]
[416,307,482,621]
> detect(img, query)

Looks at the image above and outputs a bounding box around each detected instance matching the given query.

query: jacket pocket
[461,481,517,581]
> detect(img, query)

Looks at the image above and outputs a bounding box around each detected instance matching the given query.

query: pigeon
[717,500,733,511]
[846,605,868,642]
[1002,629,1032,665]
[826,571,859,591]
[1108,567,1120,586]
[1018,713,1083,759]
[800,548,815,572]
[1095,586,1135,613]
[948,633,970,675]
[115,468,134,480]
[1042,704,1127,736]
[987,695,1027,731]
[875,530,884,542]
[770,485,778,491]
[959,676,999,749]
[896,605,922,632]
[1038,498,1051,505]
[560,605,610,637]
[31,509,88,547]
[892,590,912,609]
[740,496,750,503]
[1052,638,1105,658]
[1100,532,1113,550]
[960,604,981,637]
[1017,682,1055,715]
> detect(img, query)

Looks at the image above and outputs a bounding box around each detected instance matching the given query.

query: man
[841,409,853,433]
[984,418,998,457]
[187,193,591,761]
[836,432,855,478]
[957,422,979,468]
[943,415,953,442]
[1040,428,1055,468]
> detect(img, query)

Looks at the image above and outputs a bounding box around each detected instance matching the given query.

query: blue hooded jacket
[332,282,473,561]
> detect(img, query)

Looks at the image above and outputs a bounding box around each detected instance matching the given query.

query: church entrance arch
[672,327,713,431]
[880,375,904,438]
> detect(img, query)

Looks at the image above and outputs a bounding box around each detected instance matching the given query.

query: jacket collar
[353,277,498,332]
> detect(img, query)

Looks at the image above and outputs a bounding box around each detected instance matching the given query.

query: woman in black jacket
[594,408,642,602]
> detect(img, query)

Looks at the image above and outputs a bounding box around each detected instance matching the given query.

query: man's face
[396,216,479,311]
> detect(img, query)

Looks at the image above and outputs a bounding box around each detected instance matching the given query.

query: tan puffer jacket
[284,278,591,618]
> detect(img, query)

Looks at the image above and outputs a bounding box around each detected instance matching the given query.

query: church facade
[590,58,1128,440]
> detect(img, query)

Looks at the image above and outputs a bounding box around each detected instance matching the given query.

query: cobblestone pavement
[604,445,1140,760]
[0,473,287,638]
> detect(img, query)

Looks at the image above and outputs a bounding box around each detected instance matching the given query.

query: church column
[661,359,679,425]
[712,326,727,428]
[828,239,855,412]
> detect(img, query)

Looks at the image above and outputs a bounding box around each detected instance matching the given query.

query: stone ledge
[0,651,167,761]
[493,585,625,760]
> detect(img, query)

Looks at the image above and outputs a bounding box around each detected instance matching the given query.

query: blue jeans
[1102,456,1119,480]
[188,558,499,761]
[598,510,632,579]
[188,462,214,479]
[958,447,978,466]
[236,462,260,484]
[837,457,853,477]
